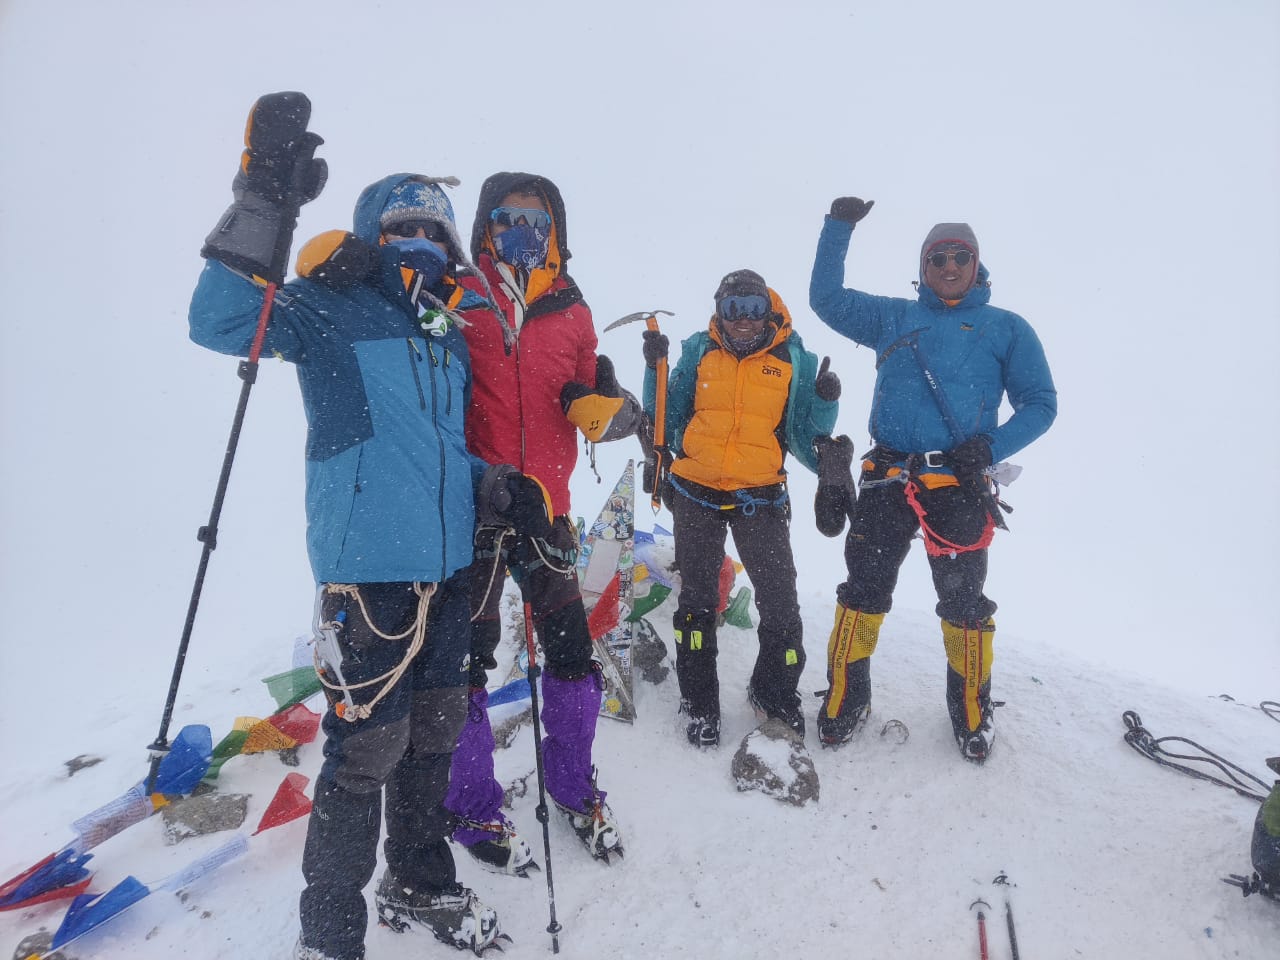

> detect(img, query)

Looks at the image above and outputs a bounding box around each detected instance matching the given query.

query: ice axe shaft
[604,310,673,512]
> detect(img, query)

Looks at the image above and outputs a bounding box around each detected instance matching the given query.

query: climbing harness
[668,474,790,517]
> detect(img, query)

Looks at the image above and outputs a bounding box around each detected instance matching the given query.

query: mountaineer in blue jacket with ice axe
[189,92,550,959]
[808,196,1057,763]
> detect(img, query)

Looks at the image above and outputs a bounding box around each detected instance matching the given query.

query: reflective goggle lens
[490,206,552,231]
[927,249,974,269]
[717,294,771,321]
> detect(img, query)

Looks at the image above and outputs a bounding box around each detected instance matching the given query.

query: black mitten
[829,197,875,226]
[642,329,669,369]
[947,435,993,484]
[202,92,327,285]
[478,465,553,540]
[813,435,856,537]
[815,356,841,402]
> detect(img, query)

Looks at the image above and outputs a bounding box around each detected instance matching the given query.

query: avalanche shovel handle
[603,310,673,512]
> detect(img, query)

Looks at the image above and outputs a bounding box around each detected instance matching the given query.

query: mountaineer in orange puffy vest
[642,269,840,748]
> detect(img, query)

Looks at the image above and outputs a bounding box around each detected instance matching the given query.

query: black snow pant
[671,478,804,721]
[298,572,470,960]
[468,516,593,683]
[838,469,997,625]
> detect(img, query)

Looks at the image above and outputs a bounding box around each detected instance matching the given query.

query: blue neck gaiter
[494,225,550,272]
[388,237,448,288]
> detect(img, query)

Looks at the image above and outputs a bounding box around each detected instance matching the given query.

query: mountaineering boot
[375,873,506,954]
[446,687,538,876]
[680,699,721,747]
[747,683,806,738]
[673,609,721,746]
[541,668,624,860]
[747,621,807,737]
[553,769,624,863]
[818,604,883,746]
[456,814,537,877]
[943,617,996,762]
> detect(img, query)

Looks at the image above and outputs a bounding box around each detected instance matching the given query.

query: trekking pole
[993,872,1021,960]
[969,899,991,960]
[521,592,563,953]
[144,283,278,795]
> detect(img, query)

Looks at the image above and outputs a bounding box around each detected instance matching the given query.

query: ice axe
[603,309,673,512]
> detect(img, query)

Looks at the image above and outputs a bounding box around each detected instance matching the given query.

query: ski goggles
[716,293,771,321]
[926,248,975,268]
[490,206,552,231]
[384,219,451,242]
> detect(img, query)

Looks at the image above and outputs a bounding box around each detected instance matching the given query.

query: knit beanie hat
[920,222,979,273]
[377,175,475,272]
[714,268,770,303]
[381,177,458,231]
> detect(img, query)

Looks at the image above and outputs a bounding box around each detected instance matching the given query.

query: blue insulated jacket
[189,174,490,585]
[809,217,1056,463]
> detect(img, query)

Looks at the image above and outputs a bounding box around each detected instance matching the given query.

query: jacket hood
[708,286,794,354]
[352,173,470,268]
[469,172,571,267]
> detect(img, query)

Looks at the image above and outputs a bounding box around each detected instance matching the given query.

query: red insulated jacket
[457,253,597,516]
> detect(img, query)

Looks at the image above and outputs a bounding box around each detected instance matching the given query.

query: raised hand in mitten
[815,356,842,402]
[202,92,328,284]
[829,197,875,226]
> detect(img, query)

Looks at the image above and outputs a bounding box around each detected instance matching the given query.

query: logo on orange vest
[761,363,783,378]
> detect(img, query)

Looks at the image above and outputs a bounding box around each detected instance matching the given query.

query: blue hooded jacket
[189,174,491,585]
[809,217,1056,463]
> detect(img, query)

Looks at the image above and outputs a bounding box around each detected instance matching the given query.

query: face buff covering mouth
[494,224,550,271]
[388,237,448,287]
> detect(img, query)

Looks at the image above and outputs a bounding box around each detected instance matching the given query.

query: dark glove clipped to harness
[202,92,328,285]
[947,435,993,485]
[813,435,856,537]
[642,329,669,369]
[829,197,875,226]
[561,354,642,442]
[478,464,553,541]
[815,356,841,402]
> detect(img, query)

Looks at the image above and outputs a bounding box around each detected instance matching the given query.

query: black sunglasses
[385,219,450,242]
[927,249,974,269]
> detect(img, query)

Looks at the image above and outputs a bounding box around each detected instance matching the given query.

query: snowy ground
[2,576,1276,960]
[2,2,1279,958]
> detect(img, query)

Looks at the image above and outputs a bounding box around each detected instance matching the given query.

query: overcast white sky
[2,0,1277,758]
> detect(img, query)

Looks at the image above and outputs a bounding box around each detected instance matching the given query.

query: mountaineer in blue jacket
[189,93,547,960]
[808,197,1057,763]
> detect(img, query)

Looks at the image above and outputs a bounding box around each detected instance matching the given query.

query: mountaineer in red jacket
[444,172,640,868]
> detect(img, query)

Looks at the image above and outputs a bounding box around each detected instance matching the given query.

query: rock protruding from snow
[731,718,819,806]
[160,792,249,844]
